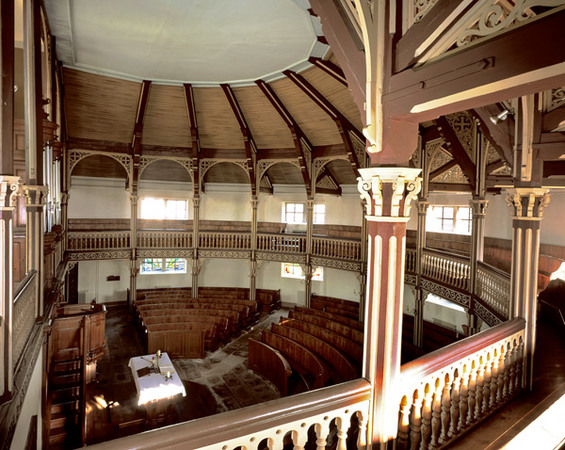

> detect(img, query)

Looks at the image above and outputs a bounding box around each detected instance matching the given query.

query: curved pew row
[270,323,358,383]
[294,306,364,331]
[138,308,241,335]
[288,310,363,345]
[248,338,293,396]
[280,317,363,365]
[310,294,360,319]
[261,330,328,391]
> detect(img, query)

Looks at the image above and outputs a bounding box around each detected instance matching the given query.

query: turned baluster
[496,346,506,404]
[430,381,442,448]
[438,376,452,445]
[457,369,469,432]
[489,354,498,410]
[420,386,433,450]
[409,391,423,450]
[515,337,525,392]
[356,411,367,449]
[474,364,485,420]
[315,422,329,450]
[335,417,348,450]
[398,396,410,450]
[291,427,308,450]
[448,372,460,438]
[506,341,515,398]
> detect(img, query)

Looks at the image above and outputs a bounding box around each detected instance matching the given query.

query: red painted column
[358,167,422,445]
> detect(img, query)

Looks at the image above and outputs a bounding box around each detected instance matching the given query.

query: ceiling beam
[470,106,514,166]
[184,84,200,196]
[434,116,476,190]
[220,84,257,196]
[308,57,348,86]
[131,80,151,191]
[486,159,506,174]
[394,0,473,73]
[256,79,312,196]
[385,9,565,121]
[429,182,473,192]
[543,105,565,132]
[283,70,362,172]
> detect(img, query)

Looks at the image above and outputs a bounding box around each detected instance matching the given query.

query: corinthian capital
[505,188,550,219]
[357,167,422,219]
[23,185,48,208]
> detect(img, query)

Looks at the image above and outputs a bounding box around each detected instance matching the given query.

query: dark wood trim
[220,84,257,195]
[486,159,506,174]
[308,57,347,86]
[255,79,312,195]
[543,105,565,132]
[386,9,565,121]
[67,137,131,153]
[434,116,476,190]
[429,159,457,180]
[543,160,565,178]
[394,0,473,72]
[429,182,473,192]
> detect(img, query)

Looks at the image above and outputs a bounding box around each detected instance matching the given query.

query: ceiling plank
[434,116,476,190]
[283,70,362,171]
[255,79,312,196]
[470,106,514,166]
[308,57,348,86]
[221,84,257,195]
[67,137,130,153]
[385,9,565,121]
[131,80,151,190]
[394,0,473,72]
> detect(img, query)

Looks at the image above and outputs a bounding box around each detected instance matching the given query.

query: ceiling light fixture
[490,109,512,125]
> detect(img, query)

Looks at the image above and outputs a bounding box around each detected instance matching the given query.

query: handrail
[85,378,371,449]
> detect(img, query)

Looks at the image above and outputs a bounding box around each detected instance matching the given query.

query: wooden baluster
[315,422,329,450]
[438,376,451,445]
[448,372,460,439]
[430,381,442,448]
[483,356,493,413]
[489,354,498,410]
[409,392,423,450]
[457,369,469,432]
[398,396,410,450]
[356,411,367,449]
[503,342,512,399]
[291,427,308,450]
[515,337,524,392]
[474,364,484,420]
[467,364,477,426]
[335,417,347,450]
[420,386,433,450]
[496,346,505,404]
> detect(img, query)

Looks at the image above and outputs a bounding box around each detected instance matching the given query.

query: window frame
[140,257,187,275]
[140,197,189,220]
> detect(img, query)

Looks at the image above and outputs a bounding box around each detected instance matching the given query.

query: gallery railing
[68,231,130,251]
[421,248,470,291]
[476,262,511,319]
[12,271,38,370]
[396,318,525,449]
[137,231,192,249]
[199,231,250,250]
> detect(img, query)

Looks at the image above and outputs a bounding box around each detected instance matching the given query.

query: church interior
[1,0,565,449]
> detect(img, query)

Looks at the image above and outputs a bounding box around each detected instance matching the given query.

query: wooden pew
[310,294,360,319]
[294,306,364,331]
[289,310,364,345]
[136,303,249,329]
[261,330,328,390]
[280,317,363,365]
[141,315,229,345]
[271,323,358,383]
[248,338,292,396]
[138,308,241,335]
[145,323,206,358]
[256,289,281,313]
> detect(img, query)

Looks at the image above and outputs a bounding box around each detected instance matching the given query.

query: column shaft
[192,197,200,298]
[413,201,428,347]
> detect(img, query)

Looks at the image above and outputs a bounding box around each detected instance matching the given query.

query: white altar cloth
[129,352,186,405]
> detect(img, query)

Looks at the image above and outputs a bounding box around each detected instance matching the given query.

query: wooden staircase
[48,357,83,448]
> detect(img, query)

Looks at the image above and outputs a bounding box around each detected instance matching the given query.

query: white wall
[77,260,131,303]
[540,190,565,247]
[201,184,252,221]
[69,177,130,218]
[11,348,42,450]
[199,258,250,288]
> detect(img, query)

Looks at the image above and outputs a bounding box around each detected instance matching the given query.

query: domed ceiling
[45,0,366,192]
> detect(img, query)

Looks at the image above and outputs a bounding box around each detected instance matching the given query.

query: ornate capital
[470,198,489,216]
[505,188,550,219]
[0,176,22,209]
[416,200,429,215]
[357,167,422,220]
[23,185,48,208]
[250,196,259,209]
